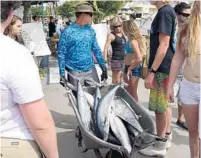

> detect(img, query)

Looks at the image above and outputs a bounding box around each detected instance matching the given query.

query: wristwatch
[149,68,157,74]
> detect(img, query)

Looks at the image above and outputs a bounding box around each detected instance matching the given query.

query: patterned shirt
[58,23,106,77]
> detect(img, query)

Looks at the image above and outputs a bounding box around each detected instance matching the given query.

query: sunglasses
[178,12,191,18]
[84,12,93,17]
[114,25,122,28]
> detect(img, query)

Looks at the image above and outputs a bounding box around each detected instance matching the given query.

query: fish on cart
[77,81,93,132]
[96,85,120,141]
[109,108,132,155]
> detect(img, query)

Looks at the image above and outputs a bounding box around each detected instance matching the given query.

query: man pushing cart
[58,2,108,87]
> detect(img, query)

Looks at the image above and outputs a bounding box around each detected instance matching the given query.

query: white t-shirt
[0,33,44,140]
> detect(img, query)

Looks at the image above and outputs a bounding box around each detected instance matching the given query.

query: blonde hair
[4,15,22,38]
[164,0,171,4]
[186,2,200,61]
[110,16,123,31]
[123,20,145,56]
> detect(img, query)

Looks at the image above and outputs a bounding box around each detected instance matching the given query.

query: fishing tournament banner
[48,23,110,84]
[21,23,51,57]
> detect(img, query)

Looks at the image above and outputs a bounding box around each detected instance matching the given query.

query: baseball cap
[76,3,93,13]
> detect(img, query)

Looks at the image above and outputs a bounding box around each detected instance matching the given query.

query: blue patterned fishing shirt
[58,23,106,77]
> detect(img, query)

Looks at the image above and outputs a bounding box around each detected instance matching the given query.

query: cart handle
[63,71,104,91]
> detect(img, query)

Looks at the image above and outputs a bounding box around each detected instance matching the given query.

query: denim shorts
[124,65,142,77]
[179,78,200,105]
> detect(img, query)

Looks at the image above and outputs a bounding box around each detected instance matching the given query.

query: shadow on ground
[140,101,189,147]
[57,130,110,158]
[51,110,77,129]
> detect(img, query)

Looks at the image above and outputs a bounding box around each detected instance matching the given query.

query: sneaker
[166,132,172,140]
[139,141,167,157]
[165,132,172,149]
[176,120,188,130]
[165,139,171,149]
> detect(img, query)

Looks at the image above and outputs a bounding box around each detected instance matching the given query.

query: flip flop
[176,120,188,130]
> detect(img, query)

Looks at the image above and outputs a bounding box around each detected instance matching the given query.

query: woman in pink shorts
[104,16,126,83]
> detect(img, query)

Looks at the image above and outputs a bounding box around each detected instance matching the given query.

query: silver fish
[113,96,143,134]
[112,89,166,151]
[84,91,94,110]
[93,87,101,116]
[96,85,120,141]
[109,109,132,155]
[107,131,121,145]
[93,87,101,137]
[77,81,92,131]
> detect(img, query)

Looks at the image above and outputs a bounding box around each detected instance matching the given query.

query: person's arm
[129,40,143,69]
[92,31,106,71]
[103,34,114,61]
[20,99,58,158]
[150,33,170,70]
[145,11,174,89]
[9,51,58,158]
[167,37,185,102]
[150,11,174,71]
[56,25,61,36]
[168,39,185,88]
[58,29,68,77]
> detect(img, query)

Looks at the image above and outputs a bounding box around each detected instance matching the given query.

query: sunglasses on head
[84,12,93,17]
[114,25,122,28]
[178,12,190,18]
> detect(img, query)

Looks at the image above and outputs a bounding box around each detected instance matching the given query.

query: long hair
[123,20,145,56]
[179,2,200,63]
[186,2,200,60]
[4,15,22,38]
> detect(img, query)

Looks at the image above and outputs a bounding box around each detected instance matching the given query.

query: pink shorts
[110,59,124,71]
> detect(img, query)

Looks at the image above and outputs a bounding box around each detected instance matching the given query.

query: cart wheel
[105,150,125,158]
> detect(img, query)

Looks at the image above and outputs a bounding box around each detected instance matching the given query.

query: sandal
[176,120,188,130]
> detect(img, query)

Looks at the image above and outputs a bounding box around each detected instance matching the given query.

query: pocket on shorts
[1,139,44,158]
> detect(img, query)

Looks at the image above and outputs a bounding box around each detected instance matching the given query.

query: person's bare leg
[112,70,120,84]
[178,104,185,122]
[123,74,132,94]
[183,104,199,158]
[155,112,167,138]
[130,77,139,102]
[166,107,172,133]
